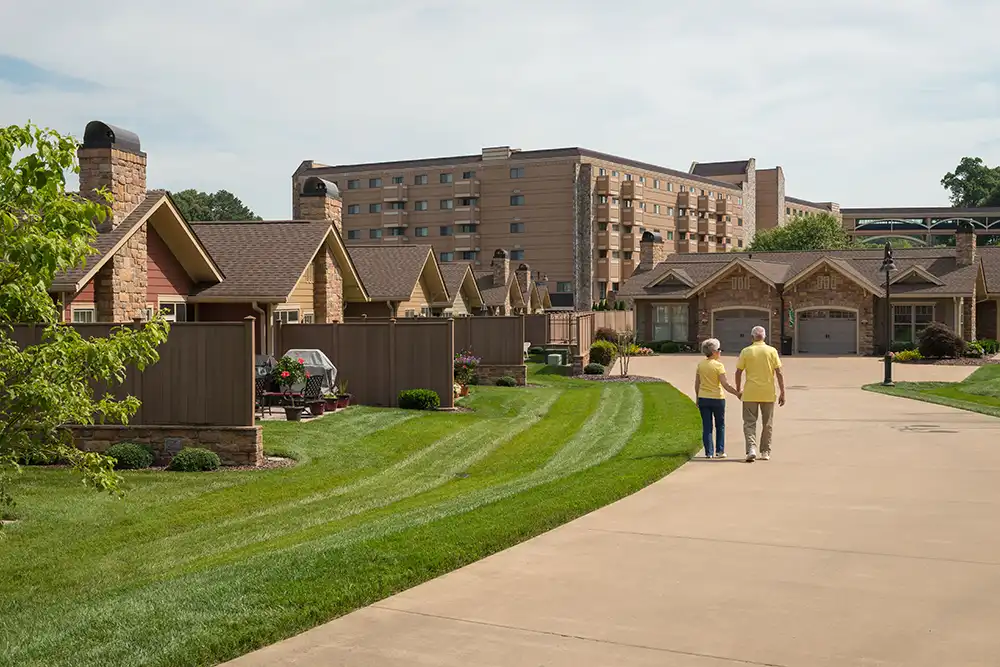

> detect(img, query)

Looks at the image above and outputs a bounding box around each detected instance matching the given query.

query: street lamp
[881,241,897,386]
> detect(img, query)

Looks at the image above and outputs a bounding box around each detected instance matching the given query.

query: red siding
[62,279,96,321]
[148,226,194,300]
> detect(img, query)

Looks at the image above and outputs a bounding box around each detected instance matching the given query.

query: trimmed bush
[583,362,606,375]
[495,376,518,387]
[528,346,545,355]
[659,341,682,354]
[890,340,917,353]
[893,349,924,363]
[979,338,999,355]
[917,322,965,359]
[106,442,154,470]
[167,447,220,472]
[398,389,441,411]
[594,327,617,343]
[965,341,985,358]
[589,340,617,366]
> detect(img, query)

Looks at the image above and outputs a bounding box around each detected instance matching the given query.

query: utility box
[546,353,562,366]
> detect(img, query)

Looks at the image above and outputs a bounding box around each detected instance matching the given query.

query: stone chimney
[956,220,976,267]
[516,262,532,293]
[298,176,343,232]
[636,231,667,274]
[492,249,510,285]
[78,121,146,230]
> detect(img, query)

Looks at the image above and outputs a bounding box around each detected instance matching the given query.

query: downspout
[252,301,266,355]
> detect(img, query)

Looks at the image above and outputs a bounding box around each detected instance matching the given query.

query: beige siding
[287,262,316,317]
[450,290,470,316]
[398,275,432,316]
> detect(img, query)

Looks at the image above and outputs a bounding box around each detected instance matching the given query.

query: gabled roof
[50,190,223,293]
[889,264,945,287]
[348,245,448,303]
[783,256,884,295]
[474,270,526,308]
[438,262,484,309]
[189,220,368,302]
[646,267,696,289]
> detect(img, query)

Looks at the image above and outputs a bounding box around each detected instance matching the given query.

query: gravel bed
[899,357,1000,367]
[575,374,666,383]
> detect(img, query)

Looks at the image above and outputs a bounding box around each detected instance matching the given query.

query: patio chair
[256,376,282,417]
[292,375,325,410]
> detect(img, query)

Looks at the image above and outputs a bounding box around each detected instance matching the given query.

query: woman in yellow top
[694,338,741,459]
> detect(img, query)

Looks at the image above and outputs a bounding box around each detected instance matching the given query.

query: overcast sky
[2,0,1000,219]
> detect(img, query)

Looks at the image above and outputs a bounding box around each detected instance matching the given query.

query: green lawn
[863,364,1000,418]
[0,368,700,667]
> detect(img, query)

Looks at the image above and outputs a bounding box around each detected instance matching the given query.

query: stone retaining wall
[73,425,263,467]
[476,364,527,386]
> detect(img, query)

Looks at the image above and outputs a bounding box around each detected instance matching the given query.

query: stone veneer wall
[78,147,147,228]
[786,267,874,354]
[73,424,263,467]
[476,364,527,386]
[574,163,594,310]
[741,158,757,245]
[313,244,344,323]
[696,265,782,346]
[94,225,149,322]
[962,294,977,341]
[299,195,344,233]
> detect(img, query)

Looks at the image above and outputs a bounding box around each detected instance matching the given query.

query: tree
[941,157,1000,207]
[614,330,636,377]
[745,212,857,252]
[1,123,168,517]
[170,188,261,221]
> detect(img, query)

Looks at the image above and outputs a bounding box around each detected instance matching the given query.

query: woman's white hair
[700,338,721,357]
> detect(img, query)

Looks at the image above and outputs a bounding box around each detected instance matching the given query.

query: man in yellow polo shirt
[734,326,786,463]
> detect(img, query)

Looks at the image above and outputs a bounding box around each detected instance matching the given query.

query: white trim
[709,306,773,348]
[696,259,777,296]
[784,257,881,294]
[646,268,695,289]
[889,265,945,287]
[70,302,96,323]
[793,306,860,356]
[890,301,937,346]
[159,196,225,282]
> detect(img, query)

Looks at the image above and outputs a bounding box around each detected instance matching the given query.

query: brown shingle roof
[475,271,519,307]
[439,262,481,306]
[690,160,751,178]
[348,245,434,301]
[190,220,332,300]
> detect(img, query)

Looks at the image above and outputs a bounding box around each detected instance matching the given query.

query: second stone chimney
[492,249,510,285]
[516,262,532,293]
[298,176,343,232]
[78,121,146,230]
[956,220,976,267]
[636,231,667,273]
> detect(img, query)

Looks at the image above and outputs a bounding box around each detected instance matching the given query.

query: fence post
[388,318,397,407]
[243,317,256,426]
[131,317,145,423]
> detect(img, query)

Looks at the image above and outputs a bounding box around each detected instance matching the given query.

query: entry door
[797,309,857,354]
[712,309,768,353]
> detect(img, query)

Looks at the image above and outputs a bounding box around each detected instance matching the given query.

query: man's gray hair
[701,338,721,357]
[751,326,767,341]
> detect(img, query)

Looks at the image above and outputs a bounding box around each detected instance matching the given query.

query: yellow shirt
[696,358,726,399]
[736,341,782,403]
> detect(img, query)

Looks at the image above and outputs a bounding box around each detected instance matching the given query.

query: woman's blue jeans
[697,397,726,457]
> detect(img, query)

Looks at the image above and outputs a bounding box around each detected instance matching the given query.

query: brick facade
[78,147,147,229]
[786,266,875,354]
[299,195,344,232]
[697,265,781,346]
[476,364,527,386]
[313,244,344,323]
[73,424,263,467]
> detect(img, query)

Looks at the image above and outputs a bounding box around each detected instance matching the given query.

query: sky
[2,0,1000,219]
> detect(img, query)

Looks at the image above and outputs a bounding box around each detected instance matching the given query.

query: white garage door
[797,309,857,355]
[713,309,768,354]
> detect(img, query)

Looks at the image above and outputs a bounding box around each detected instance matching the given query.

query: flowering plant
[454,350,481,385]
[271,355,308,398]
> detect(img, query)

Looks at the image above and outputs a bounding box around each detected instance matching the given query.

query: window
[510,167,525,179]
[612,281,620,291]
[440,225,453,236]
[738,197,743,205]
[624,251,633,260]
[347,204,361,215]
[623,200,633,209]
[668,207,675,216]
[738,239,744,248]
[458,224,476,233]
[347,179,360,190]
[158,302,188,322]
[510,222,525,233]
[440,199,454,210]
[369,177,382,188]
[726,215,731,222]
[737,218,743,226]
[415,200,428,211]
[679,232,687,240]
[510,250,525,261]
[369,229,383,239]
[71,305,95,323]
[598,222,608,232]
[893,304,935,344]
[639,201,646,211]
[653,304,688,341]
[390,201,405,210]
[510,195,525,206]
[440,173,453,183]
[458,197,476,207]
[392,175,404,184]
[624,173,633,181]
[786,207,791,215]
[598,281,608,296]
[623,225,632,234]
[347,229,361,240]
[557,281,573,293]
[639,176,646,185]
[654,204,661,214]
[389,227,405,236]
[667,230,674,240]
[611,197,619,206]
[303,313,315,324]
[415,226,429,237]
[667,182,674,192]
[680,185,687,192]
[369,203,382,213]
[599,249,609,259]
[599,168,607,176]
[731,276,750,290]
[611,171,619,177]
[678,208,686,216]
[816,274,836,290]
[598,195,608,204]
[461,250,478,261]
[440,252,454,262]
[611,250,621,259]
[653,179,661,189]
[612,224,620,232]
[462,170,476,179]
[275,309,300,324]
[414,174,428,185]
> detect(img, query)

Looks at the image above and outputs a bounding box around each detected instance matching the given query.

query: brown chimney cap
[301,176,341,199]
[516,263,530,270]
[82,120,142,154]
[641,230,663,243]
[493,249,508,258]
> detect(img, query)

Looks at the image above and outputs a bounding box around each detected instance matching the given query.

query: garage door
[713,309,768,353]
[797,309,857,355]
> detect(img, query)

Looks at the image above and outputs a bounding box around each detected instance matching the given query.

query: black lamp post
[881,241,897,386]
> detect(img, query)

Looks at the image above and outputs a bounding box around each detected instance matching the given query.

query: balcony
[596,228,619,248]
[596,202,619,221]
[677,191,692,208]
[596,175,620,196]
[697,195,716,213]
[454,179,481,198]
[381,210,409,227]
[621,180,644,200]
[697,219,711,235]
[676,239,691,254]
[697,240,716,253]
[620,231,641,251]
[620,207,643,224]
[675,215,692,233]
[383,184,408,201]
[716,221,732,237]
[716,199,729,215]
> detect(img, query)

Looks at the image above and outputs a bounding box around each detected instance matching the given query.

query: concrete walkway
[223,357,1000,667]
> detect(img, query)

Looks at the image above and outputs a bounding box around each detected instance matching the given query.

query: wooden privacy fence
[275,319,455,409]
[453,316,524,365]
[524,314,547,347]
[9,321,255,427]
[525,312,599,349]
[591,310,635,332]
[576,312,595,352]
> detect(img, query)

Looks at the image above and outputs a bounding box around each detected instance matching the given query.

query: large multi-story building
[293,147,761,309]
[841,206,1000,246]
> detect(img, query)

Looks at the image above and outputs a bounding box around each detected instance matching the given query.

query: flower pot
[325,398,338,411]
[284,406,305,422]
[460,385,470,397]
[310,402,326,416]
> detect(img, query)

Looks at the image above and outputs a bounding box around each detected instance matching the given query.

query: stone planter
[284,406,305,422]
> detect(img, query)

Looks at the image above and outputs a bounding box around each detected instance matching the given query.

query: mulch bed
[575,374,666,383]
[893,356,1000,367]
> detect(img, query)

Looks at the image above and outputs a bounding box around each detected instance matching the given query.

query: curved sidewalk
[223,357,1000,667]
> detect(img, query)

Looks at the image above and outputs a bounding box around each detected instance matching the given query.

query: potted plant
[335,380,351,409]
[323,393,339,411]
[271,355,308,421]
[454,350,481,394]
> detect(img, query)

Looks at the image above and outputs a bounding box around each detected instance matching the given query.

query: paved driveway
[224,356,1000,667]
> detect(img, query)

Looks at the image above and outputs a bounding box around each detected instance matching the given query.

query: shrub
[965,341,984,358]
[595,327,617,342]
[589,340,617,366]
[528,346,545,355]
[893,349,924,363]
[105,442,154,470]
[917,322,965,359]
[583,362,606,375]
[979,338,999,355]
[398,389,441,410]
[495,376,518,387]
[890,341,917,353]
[167,447,220,472]
[659,341,682,354]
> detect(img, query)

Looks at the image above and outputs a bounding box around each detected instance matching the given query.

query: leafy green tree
[941,157,1000,207]
[0,123,168,516]
[170,188,261,221]
[746,212,857,252]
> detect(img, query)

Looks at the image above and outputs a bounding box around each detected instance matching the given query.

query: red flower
[305,372,311,378]
[281,370,290,378]
[297,357,305,364]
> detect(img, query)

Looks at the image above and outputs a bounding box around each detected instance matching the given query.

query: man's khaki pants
[742,401,775,455]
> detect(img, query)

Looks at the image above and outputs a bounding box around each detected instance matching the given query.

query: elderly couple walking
[694,326,786,463]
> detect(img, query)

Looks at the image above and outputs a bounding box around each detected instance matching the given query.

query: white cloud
[3,0,1000,217]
